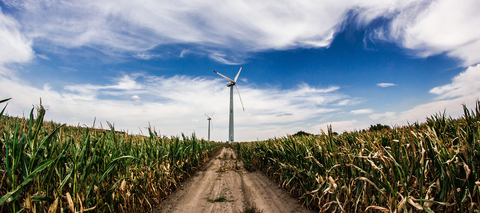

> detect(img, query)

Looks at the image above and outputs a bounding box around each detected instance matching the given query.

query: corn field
[0,99,221,212]
[236,102,480,212]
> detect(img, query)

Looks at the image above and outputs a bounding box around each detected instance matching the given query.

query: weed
[207,193,228,203]
[243,205,262,213]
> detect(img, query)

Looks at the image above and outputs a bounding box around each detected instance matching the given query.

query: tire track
[155,147,314,213]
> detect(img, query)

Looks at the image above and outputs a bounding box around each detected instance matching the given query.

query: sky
[1,0,480,142]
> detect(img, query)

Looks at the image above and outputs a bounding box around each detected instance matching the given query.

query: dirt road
[155,147,315,213]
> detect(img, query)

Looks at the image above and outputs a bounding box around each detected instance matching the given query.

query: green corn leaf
[0,157,58,205]
[31,196,55,203]
[99,156,135,182]
[0,98,11,118]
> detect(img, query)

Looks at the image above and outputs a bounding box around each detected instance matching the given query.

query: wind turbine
[205,112,214,141]
[214,66,245,143]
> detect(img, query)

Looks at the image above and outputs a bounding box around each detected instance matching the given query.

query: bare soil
[154,147,315,213]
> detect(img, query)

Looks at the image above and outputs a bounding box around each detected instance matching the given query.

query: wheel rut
[155,147,314,213]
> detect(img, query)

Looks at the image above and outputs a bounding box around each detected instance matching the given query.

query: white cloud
[36,54,50,60]
[132,52,161,60]
[378,0,480,66]
[336,98,362,106]
[179,49,190,58]
[429,64,480,100]
[0,8,33,71]
[6,0,348,55]
[65,75,142,95]
[208,53,241,65]
[276,113,293,117]
[377,83,396,87]
[350,109,373,115]
[0,73,347,141]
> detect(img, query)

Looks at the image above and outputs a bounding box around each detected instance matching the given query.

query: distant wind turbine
[214,66,245,143]
[205,112,214,141]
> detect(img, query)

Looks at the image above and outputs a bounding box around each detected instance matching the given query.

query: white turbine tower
[214,67,245,143]
[205,112,214,141]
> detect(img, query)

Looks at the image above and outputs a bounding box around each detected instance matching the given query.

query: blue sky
[1,0,479,141]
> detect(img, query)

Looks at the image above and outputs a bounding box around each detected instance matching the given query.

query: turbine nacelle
[227,82,235,87]
[205,112,214,121]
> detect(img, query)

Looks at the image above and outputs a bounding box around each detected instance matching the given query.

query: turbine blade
[205,114,210,118]
[211,111,215,117]
[234,66,242,82]
[211,120,213,131]
[214,71,234,83]
[235,85,245,111]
